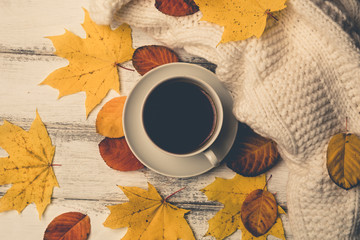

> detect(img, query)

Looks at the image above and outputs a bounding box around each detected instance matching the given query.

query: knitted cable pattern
[89,0,360,239]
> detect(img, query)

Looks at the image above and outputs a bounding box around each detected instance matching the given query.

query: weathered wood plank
[0,50,290,238]
[0,0,89,53]
[0,197,289,240]
[0,113,289,208]
[0,0,291,238]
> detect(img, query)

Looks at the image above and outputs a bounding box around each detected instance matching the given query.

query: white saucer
[123,63,238,178]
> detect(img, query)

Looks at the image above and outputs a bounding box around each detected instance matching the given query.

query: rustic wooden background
[0,0,291,239]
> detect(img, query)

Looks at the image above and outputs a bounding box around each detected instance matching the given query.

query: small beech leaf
[241,189,278,237]
[227,124,280,176]
[44,212,90,240]
[132,45,180,75]
[155,0,199,17]
[327,133,360,190]
[96,96,126,138]
[99,137,144,171]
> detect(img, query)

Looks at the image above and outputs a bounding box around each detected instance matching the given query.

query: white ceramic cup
[123,62,238,177]
[140,76,224,166]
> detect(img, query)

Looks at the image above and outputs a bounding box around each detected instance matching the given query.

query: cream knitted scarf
[89,0,360,239]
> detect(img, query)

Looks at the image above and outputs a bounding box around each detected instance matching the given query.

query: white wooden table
[0,1,291,239]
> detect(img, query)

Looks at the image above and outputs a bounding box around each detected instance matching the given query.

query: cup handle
[203,149,220,166]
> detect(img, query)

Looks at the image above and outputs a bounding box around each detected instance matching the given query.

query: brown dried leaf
[132,45,179,75]
[155,0,199,17]
[96,96,126,138]
[226,123,280,176]
[44,212,90,240]
[99,137,144,171]
[327,133,360,190]
[241,189,278,237]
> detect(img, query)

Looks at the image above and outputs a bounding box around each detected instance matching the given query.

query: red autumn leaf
[241,189,278,237]
[132,45,180,75]
[99,137,144,171]
[226,123,280,176]
[44,212,90,240]
[155,0,199,16]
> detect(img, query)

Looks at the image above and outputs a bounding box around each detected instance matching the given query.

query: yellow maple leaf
[194,0,287,43]
[104,183,195,240]
[0,111,59,218]
[201,174,285,240]
[41,8,135,117]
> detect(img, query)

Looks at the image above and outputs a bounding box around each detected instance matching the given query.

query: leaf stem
[265,10,278,21]
[346,117,348,134]
[263,174,273,191]
[116,63,135,72]
[164,187,186,202]
[50,164,62,167]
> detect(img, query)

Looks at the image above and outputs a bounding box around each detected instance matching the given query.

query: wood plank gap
[0,49,54,57]
[58,197,224,211]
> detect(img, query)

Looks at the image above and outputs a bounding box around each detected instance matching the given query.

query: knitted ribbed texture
[89,0,360,239]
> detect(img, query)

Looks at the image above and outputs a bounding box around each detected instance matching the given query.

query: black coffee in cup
[142,78,217,154]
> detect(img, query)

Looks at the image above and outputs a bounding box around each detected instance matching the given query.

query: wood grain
[0,0,291,239]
